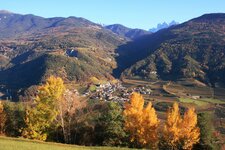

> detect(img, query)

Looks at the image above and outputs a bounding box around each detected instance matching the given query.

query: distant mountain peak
[169,20,178,26]
[149,20,179,33]
[0,10,14,14]
[105,24,150,40]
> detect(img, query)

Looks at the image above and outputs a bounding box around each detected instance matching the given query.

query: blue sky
[0,0,224,30]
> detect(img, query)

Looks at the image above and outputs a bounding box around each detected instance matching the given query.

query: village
[82,81,152,102]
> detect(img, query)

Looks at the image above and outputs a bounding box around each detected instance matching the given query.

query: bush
[194,112,219,150]
[3,101,26,137]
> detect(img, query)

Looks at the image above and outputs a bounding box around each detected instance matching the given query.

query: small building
[192,95,201,100]
[65,49,78,57]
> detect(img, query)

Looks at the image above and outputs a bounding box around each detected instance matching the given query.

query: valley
[0,9,224,149]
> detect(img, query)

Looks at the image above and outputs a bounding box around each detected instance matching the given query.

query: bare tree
[57,89,87,143]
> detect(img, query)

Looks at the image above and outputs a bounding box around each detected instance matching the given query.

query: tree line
[0,76,222,149]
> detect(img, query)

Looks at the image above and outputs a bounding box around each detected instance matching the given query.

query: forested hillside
[0,11,126,94]
[115,13,225,86]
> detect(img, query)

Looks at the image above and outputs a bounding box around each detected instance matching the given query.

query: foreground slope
[0,136,129,150]
[116,13,225,86]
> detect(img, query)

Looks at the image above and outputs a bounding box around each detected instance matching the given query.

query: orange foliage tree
[123,92,159,149]
[163,102,183,149]
[163,102,200,150]
[180,107,200,150]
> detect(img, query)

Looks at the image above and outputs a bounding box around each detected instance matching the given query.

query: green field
[179,97,225,107]
[200,98,225,104]
[0,136,130,150]
[179,98,209,106]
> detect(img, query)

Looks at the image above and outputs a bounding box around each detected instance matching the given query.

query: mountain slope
[105,24,151,40]
[116,13,225,86]
[0,11,99,39]
[0,11,126,100]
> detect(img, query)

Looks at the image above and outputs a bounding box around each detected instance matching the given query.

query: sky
[0,0,225,30]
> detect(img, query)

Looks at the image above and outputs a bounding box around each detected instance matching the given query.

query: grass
[89,85,97,92]
[0,136,130,150]
[179,98,209,106]
[179,97,225,107]
[200,98,225,104]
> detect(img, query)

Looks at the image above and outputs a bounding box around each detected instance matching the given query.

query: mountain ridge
[105,24,151,40]
[115,13,225,87]
[149,20,179,33]
[0,10,102,39]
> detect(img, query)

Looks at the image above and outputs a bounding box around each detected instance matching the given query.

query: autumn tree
[180,107,200,150]
[162,102,183,149]
[0,101,6,134]
[141,102,159,148]
[123,92,159,149]
[22,76,65,140]
[162,103,200,150]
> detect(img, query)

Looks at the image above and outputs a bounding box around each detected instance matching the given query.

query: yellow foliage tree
[180,107,200,150]
[90,76,100,84]
[163,102,183,149]
[22,76,65,140]
[124,92,145,144]
[163,103,200,150]
[124,92,159,149]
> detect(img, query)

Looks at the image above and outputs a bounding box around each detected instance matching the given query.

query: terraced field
[163,83,213,98]
[123,78,225,109]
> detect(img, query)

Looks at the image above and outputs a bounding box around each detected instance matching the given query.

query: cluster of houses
[87,82,130,102]
[82,81,153,102]
[0,86,13,101]
[132,86,152,95]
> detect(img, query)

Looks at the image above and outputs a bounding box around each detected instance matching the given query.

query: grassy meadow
[0,136,130,150]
